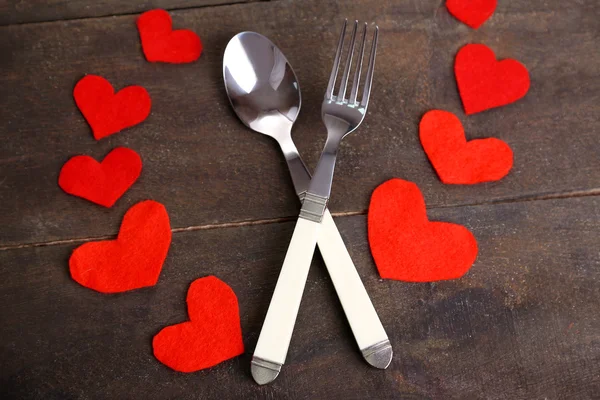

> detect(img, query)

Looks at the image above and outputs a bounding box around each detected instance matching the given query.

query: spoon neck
[277,134,300,160]
[277,135,312,197]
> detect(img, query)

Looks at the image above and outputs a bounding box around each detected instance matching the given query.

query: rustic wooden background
[1,0,599,398]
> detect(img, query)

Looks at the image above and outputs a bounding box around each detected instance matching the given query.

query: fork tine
[337,20,358,101]
[325,19,347,100]
[349,23,367,105]
[360,26,379,108]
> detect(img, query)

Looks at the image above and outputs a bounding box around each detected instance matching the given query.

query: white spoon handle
[318,209,391,365]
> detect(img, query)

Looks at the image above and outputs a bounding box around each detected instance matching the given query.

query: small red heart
[137,9,203,64]
[420,110,513,184]
[455,44,530,115]
[70,200,171,293]
[74,75,151,140]
[368,179,478,282]
[446,0,497,29]
[58,147,142,207]
[153,276,244,373]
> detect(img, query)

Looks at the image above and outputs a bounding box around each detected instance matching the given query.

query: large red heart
[58,147,142,207]
[153,276,244,372]
[137,9,203,64]
[455,44,530,115]
[420,110,513,184]
[368,179,478,282]
[74,75,151,140]
[70,200,171,293]
[446,0,497,29]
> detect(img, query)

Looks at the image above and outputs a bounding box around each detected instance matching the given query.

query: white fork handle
[253,217,320,366]
[318,210,390,354]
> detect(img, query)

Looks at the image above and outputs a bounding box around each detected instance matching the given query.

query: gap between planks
[1,188,599,252]
[0,0,272,28]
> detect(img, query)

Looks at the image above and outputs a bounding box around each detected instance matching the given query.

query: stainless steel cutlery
[223,21,388,385]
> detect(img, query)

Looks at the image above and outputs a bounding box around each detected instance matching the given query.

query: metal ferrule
[297,190,307,203]
[298,192,329,223]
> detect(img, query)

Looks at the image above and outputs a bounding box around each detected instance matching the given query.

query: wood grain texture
[1,0,599,247]
[0,0,263,26]
[1,0,599,398]
[1,196,599,399]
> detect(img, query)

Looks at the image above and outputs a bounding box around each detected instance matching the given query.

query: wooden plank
[1,0,599,247]
[0,196,598,399]
[0,0,263,26]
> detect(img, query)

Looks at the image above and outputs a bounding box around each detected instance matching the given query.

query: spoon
[223,32,392,385]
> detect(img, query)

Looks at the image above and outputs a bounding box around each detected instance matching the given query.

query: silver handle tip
[362,340,393,369]
[251,357,282,385]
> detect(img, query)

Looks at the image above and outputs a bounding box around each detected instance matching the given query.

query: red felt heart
[455,44,530,115]
[153,276,244,372]
[70,200,171,293]
[446,0,497,29]
[368,179,478,282]
[137,9,203,64]
[74,75,151,140]
[58,147,142,207]
[420,110,513,184]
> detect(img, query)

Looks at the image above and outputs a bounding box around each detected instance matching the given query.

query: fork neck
[309,135,342,199]
[298,135,342,223]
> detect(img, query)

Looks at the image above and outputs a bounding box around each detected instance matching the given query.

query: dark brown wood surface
[1,0,599,248]
[0,0,264,26]
[1,198,599,399]
[1,0,599,399]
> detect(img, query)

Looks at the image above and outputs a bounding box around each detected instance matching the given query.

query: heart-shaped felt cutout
[70,200,171,293]
[368,179,478,282]
[153,276,245,372]
[455,44,530,115]
[420,110,513,184]
[137,9,203,64]
[58,147,142,207]
[446,0,497,29]
[74,75,151,140]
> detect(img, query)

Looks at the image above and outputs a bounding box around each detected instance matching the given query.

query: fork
[252,20,385,384]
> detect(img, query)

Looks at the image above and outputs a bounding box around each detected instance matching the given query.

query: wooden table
[1,0,599,398]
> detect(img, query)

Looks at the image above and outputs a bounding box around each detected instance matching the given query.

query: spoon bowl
[223,32,301,140]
